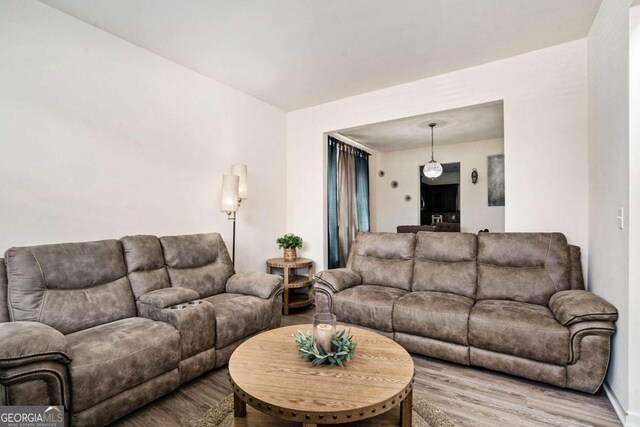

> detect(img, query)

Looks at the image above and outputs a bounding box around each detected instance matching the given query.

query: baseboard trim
[603,382,639,426]
[627,411,640,427]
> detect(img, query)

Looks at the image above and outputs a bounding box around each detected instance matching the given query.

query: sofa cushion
[5,240,136,334]
[476,233,571,305]
[393,291,473,345]
[204,293,271,348]
[160,233,235,298]
[121,235,164,272]
[121,235,171,299]
[332,285,407,332]
[348,232,415,291]
[469,300,569,365]
[66,317,180,412]
[412,232,477,299]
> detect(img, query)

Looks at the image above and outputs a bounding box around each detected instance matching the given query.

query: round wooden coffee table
[228,325,414,426]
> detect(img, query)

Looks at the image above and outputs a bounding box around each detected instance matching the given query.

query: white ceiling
[336,101,504,152]
[40,0,601,111]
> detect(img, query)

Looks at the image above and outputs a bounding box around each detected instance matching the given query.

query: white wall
[587,0,632,420]
[627,6,640,426]
[0,1,287,272]
[287,40,588,271]
[372,139,504,234]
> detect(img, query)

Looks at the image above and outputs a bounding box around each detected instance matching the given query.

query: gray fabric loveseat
[0,232,283,426]
[315,232,617,393]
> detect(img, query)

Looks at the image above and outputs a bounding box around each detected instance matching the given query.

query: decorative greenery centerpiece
[293,329,357,367]
[276,233,303,262]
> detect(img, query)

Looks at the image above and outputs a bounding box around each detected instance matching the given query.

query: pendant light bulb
[423,123,443,178]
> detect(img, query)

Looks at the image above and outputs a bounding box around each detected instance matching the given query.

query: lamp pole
[229,164,247,267]
[227,210,237,265]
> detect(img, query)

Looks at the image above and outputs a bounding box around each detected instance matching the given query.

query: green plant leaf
[276,233,304,249]
[294,328,357,368]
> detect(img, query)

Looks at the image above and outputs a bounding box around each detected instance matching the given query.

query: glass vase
[313,313,336,353]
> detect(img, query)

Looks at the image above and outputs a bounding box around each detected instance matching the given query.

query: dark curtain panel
[355,152,370,233]
[327,137,370,268]
[327,138,340,269]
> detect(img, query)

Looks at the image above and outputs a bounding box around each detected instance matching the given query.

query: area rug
[194,392,455,427]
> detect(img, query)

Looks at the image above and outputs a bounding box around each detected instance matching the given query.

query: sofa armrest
[549,290,618,326]
[568,320,615,365]
[226,272,283,299]
[137,301,215,360]
[0,322,71,369]
[0,360,71,408]
[313,269,361,314]
[138,287,200,308]
[314,268,361,293]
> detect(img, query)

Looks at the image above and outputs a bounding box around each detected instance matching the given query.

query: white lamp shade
[231,164,248,200]
[221,174,240,212]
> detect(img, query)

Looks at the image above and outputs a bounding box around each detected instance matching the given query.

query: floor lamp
[221,165,247,265]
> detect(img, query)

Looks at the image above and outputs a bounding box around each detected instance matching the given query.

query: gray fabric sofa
[0,232,283,426]
[315,231,617,393]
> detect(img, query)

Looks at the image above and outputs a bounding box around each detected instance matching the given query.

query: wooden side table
[266,258,314,315]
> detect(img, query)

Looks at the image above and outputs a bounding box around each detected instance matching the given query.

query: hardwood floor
[113,308,621,427]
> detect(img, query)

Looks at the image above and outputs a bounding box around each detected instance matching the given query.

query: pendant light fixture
[423,123,443,178]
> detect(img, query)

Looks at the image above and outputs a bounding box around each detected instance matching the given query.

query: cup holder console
[170,300,203,310]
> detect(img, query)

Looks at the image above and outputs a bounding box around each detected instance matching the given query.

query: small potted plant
[277,233,303,262]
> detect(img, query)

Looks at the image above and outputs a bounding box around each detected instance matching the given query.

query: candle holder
[313,313,336,353]
[294,321,357,367]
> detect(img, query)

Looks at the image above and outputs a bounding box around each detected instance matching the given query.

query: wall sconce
[471,168,478,185]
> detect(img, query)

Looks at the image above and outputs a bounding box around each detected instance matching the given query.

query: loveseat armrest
[314,268,361,293]
[137,301,215,361]
[549,290,618,326]
[0,322,71,369]
[0,361,71,410]
[313,269,362,314]
[138,287,201,308]
[226,272,283,299]
[568,320,616,364]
